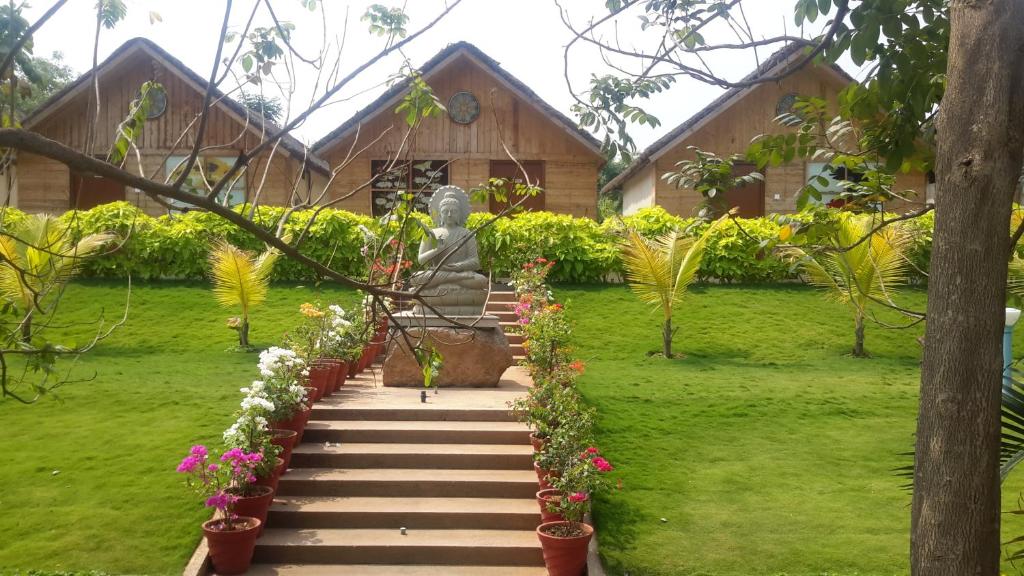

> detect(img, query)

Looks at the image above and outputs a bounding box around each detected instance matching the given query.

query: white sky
[24,0,854,151]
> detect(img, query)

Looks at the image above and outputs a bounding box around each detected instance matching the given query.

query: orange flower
[300,302,324,318]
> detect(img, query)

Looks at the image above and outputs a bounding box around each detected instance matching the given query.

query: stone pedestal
[383,314,513,387]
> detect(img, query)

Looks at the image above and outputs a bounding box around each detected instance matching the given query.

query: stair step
[253,528,543,566]
[506,333,524,345]
[487,292,517,303]
[291,443,534,469]
[268,496,540,530]
[310,406,518,422]
[277,468,540,498]
[242,564,547,575]
[491,311,518,322]
[302,420,531,444]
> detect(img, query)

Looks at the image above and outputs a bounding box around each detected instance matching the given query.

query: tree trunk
[853,311,866,358]
[912,3,1024,574]
[663,316,672,358]
[239,317,250,348]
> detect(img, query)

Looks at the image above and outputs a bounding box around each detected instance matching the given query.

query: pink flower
[207,464,219,472]
[205,492,237,512]
[585,447,599,455]
[190,445,208,458]
[176,455,200,473]
[569,492,588,503]
[592,457,613,472]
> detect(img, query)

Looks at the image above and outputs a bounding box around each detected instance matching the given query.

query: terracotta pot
[272,405,311,445]
[536,521,594,576]
[536,489,565,524]
[321,358,342,392]
[202,516,261,575]
[270,428,298,473]
[358,346,372,372]
[534,461,559,490]
[347,359,359,378]
[307,364,331,401]
[313,361,336,398]
[333,361,349,389]
[253,457,285,495]
[229,484,275,536]
[303,387,318,408]
[529,433,548,452]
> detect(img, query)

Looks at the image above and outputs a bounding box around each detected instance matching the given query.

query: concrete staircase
[241,363,546,575]
[486,289,524,360]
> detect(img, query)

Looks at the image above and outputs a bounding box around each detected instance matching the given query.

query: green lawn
[2,281,1022,575]
[560,284,1024,576]
[0,280,356,575]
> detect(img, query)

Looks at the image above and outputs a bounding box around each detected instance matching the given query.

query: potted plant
[288,303,331,397]
[223,390,283,494]
[536,487,565,523]
[319,304,353,392]
[256,347,311,442]
[177,445,261,575]
[537,448,615,576]
[220,447,274,536]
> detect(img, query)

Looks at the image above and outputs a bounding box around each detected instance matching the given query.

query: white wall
[621,164,656,215]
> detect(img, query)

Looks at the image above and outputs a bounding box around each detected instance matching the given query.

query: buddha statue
[409,186,489,316]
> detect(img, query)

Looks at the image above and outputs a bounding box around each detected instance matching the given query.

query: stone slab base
[383,326,513,388]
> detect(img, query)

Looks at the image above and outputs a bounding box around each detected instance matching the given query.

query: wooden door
[70,172,126,210]
[721,163,764,217]
[489,160,545,213]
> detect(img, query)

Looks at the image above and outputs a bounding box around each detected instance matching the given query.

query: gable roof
[601,43,855,195]
[23,37,329,175]
[313,41,603,159]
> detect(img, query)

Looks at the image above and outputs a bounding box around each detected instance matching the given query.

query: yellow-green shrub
[6,203,932,284]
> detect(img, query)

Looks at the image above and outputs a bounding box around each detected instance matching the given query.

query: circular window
[447,91,480,124]
[136,87,167,120]
[775,93,798,117]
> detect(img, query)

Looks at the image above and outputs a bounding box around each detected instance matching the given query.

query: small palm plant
[0,214,114,342]
[208,240,281,350]
[620,216,727,358]
[783,214,912,357]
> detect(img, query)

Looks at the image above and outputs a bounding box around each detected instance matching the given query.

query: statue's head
[429,185,470,227]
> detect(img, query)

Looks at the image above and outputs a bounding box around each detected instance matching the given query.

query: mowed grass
[560,284,1024,576]
[4,281,1024,575]
[0,280,356,575]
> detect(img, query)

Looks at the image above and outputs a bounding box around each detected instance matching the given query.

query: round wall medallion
[447,91,480,124]
[775,92,798,117]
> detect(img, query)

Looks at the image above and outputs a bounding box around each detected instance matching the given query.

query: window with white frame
[370,160,449,217]
[805,162,869,207]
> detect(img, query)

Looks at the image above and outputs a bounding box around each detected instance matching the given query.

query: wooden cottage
[312,42,605,218]
[14,37,327,215]
[605,45,930,217]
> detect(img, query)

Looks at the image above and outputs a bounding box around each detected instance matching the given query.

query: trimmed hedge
[12,202,932,284]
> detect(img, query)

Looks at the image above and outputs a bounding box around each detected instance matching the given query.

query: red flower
[592,457,613,472]
[570,360,586,374]
[568,492,588,503]
[536,257,548,264]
